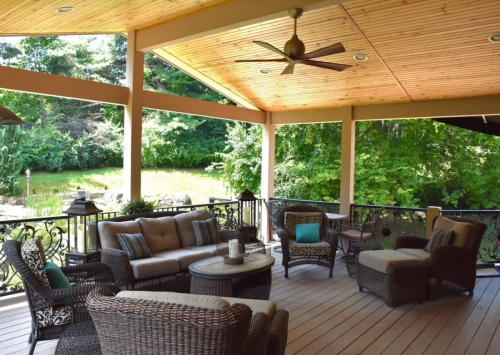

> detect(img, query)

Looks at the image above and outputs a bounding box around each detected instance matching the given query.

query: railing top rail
[0,215,70,224]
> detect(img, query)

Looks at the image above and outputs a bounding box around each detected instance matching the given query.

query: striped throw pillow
[192,218,219,246]
[116,233,152,260]
[423,229,454,253]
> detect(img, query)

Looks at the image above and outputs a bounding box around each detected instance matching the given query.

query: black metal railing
[0,215,75,295]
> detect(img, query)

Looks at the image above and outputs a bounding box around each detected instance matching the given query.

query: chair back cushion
[174,209,211,247]
[21,239,49,286]
[137,216,180,253]
[192,217,219,246]
[423,229,454,252]
[433,217,473,248]
[116,233,152,260]
[98,220,141,250]
[284,212,322,239]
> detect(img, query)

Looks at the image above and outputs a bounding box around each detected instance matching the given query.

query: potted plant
[120,197,156,215]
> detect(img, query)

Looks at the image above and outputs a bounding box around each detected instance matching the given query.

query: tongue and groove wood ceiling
[1,0,499,112]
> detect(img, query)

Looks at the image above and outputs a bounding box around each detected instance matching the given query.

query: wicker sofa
[89,210,237,292]
[86,287,289,355]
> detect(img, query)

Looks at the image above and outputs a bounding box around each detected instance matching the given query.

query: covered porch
[2,250,499,354]
[1,0,499,243]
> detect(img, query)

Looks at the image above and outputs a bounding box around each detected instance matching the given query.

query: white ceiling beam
[142,90,266,124]
[136,0,348,52]
[0,65,129,105]
[271,97,500,125]
[353,97,500,121]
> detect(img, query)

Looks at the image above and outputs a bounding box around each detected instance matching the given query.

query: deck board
[0,249,499,355]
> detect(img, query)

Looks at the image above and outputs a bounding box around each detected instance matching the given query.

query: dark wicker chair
[86,287,271,355]
[276,205,338,278]
[394,216,487,299]
[2,239,118,355]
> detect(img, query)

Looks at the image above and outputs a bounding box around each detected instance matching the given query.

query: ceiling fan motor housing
[284,34,305,58]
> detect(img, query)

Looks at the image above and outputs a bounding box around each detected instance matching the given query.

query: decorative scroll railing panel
[0,216,73,296]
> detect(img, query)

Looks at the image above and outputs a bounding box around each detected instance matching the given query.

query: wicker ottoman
[356,250,428,307]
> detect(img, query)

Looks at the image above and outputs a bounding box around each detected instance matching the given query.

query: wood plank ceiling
[0,0,499,113]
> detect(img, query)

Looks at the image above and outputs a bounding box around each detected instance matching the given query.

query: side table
[65,250,101,267]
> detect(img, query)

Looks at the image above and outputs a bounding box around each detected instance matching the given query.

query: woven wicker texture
[276,205,338,278]
[86,287,270,355]
[2,240,118,355]
[55,320,101,355]
[395,216,487,299]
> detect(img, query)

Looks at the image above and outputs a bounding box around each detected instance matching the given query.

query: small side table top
[189,253,275,280]
[325,213,348,221]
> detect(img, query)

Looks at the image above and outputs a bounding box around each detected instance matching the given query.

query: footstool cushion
[358,250,422,274]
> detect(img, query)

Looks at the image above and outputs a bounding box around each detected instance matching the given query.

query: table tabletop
[189,253,275,280]
[325,213,348,221]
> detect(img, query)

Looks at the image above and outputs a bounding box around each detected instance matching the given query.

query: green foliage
[120,197,156,215]
[25,188,67,217]
[0,126,25,195]
[207,122,262,195]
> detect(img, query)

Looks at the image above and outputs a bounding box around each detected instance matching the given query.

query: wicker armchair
[276,205,338,278]
[2,240,118,355]
[395,216,487,299]
[264,199,286,239]
[87,287,272,355]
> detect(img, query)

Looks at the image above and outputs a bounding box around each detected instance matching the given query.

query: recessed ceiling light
[353,53,368,61]
[489,33,500,43]
[55,7,75,13]
[260,68,271,74]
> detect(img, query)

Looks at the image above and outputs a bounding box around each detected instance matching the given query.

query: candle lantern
[63,200,102,253]
[236,189,258,227]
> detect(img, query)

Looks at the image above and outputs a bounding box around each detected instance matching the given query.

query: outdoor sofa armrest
[394,236,429,250]
[242,312,270,355]
[100,248,135,289]
[429,245,476,268]
[61,262,115,285]
[267,309,289,355]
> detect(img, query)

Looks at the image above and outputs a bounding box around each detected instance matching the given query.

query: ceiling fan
[235,8,352,75]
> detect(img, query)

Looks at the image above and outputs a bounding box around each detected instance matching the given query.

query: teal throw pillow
[45,262,71,289]
[295,223,321,243]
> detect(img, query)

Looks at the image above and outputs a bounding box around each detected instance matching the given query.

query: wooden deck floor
[1,249,499,355]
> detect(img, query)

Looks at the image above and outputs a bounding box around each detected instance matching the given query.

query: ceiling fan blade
[253,41,293,61]
[281,63,295,75]
[234,58,288,63]
[297,43,346,60]
[302,60,352,71]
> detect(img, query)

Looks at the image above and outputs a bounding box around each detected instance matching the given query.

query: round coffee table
[189,253,275,300]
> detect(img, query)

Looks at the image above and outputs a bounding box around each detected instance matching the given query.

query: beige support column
[339,107,355,217]
[123,31,144,201]
[426,206,442,238]
[261,112,275,243]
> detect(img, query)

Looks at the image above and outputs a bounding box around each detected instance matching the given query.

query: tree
[0,126,24,195]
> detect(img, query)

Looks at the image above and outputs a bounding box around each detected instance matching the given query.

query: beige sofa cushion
[182,244,218,256]
[224,297,276,319]
[129,257,180,280]
[117,291,230,310]
[98,220,141,250]
[137,216,180,253]
[153,249,214,270]
[174,209,211,247]
[433,217,473,248]
[396,248,431,262]
[358,250,422,274]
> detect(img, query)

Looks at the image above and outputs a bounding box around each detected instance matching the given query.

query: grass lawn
[18,167,231,205]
